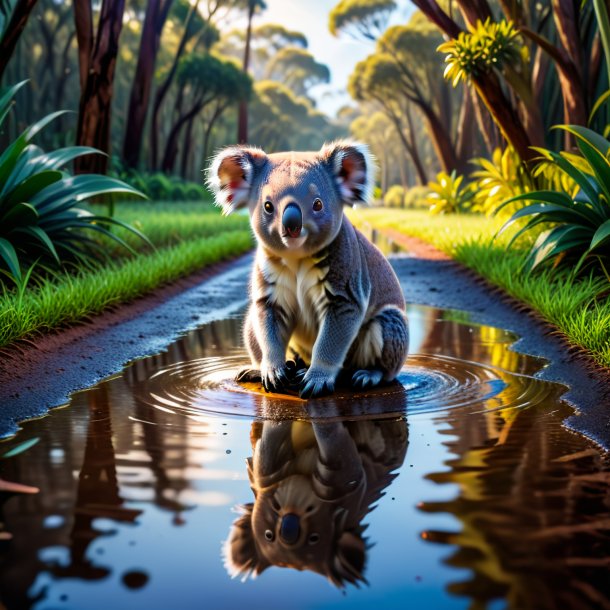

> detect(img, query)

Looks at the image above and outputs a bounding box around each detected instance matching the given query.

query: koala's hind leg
[349,306,409,390]
[236,309,263,383]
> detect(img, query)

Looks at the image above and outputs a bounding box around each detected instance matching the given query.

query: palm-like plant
[497,125,610,274]
[0,81,147,286]
[426,170,473,214]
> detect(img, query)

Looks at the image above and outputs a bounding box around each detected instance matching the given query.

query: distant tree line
[0,0,342,182]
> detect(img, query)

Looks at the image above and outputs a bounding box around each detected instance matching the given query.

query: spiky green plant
[426,170,473,214]
[439,19,523,86]
[497,125,610,274]
[0,81,147,286]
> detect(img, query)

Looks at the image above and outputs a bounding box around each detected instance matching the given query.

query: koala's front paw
[299,366,337,399]
[261,362,291,393]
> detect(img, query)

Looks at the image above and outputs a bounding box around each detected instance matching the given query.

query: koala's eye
[264,529,274,541]
[308,533,320,545]
[263,200,274,214]
[312,198,323,212]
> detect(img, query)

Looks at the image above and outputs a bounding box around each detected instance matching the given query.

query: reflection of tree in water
[0,317,243,608]
[50,385,141,581]
[122,317,244,516]
[420,368,610,608]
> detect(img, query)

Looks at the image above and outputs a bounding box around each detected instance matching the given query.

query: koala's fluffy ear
[320,140,375,206]
[207,146,268,215]
[329,531,368,588]
[223,504,270,581]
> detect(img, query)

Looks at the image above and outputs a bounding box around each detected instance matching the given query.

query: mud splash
[0,306,608,610]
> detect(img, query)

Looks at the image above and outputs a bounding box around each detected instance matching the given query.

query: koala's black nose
[282,203,302,238]
[280,513,300,544]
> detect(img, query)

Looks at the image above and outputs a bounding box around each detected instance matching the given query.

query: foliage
[383,185,406,208]
[110,166,205,202]
[439,19,524,86]
[470,147,534,217]
[264,47,330,97]
[329,0,396,40]
[497,125,610,274]
[426,171,473,214]
[0,81,147,287]
[404,185,432,209]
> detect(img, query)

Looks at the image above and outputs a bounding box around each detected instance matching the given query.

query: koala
[223,415,409,587]
[207,140,409,398]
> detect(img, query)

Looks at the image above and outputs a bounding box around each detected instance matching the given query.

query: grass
[0,201,252,348]
[349,208,610,367]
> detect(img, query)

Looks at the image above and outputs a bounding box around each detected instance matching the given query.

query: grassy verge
[1,202,252,348]
[349,208,610,367]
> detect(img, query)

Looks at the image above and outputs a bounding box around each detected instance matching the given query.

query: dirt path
[1,238,609,446]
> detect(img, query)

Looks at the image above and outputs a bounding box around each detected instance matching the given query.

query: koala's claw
[352,369,384,390]
[299,369,336,399]
[236,368,262,383]
[261,364,292,393]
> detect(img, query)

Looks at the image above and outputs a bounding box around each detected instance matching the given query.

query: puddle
[1,306,609,610]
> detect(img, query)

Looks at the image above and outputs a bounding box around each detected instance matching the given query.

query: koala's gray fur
[207,140,408,398]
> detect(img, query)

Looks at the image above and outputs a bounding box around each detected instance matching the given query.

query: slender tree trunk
[123,0,173,169]
[237,2,255,144]
[180,114,196,178]
[74,0,126,174]
[150,0,200,170]
[0,0,39,82]
[416,101,460,173]
[455,87,475,165]
[403,106,427,184]
[162,100,203,174]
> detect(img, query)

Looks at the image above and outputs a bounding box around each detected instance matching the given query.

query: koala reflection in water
[207,141,409,398]
[224,416,409,586]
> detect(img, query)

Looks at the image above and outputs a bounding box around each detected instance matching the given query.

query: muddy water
[1,306,609,610]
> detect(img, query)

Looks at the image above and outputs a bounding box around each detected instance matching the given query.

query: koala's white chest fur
[259,250,330,359]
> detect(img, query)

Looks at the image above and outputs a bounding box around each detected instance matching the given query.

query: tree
[73,0,126,174]
[237,0,266,144]
[161,54,251,173]
[0,0,39,82]
[150,0,225,169]
[329,0,396,41]
[265,47,330,98]
[122,0,174,169]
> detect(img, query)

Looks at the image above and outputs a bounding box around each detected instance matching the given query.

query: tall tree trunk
[123,0,173,169]
[412,0,538,163]
[0,0,39,82]
[161,100,203,174]
[180,114,196,178]
[237,1,255,144]
[74,0,126,174]
[416,101,460,173]
[150,0,200,170]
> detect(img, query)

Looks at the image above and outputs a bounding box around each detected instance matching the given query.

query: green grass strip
[0,230,252,348]
[349,208,610,367]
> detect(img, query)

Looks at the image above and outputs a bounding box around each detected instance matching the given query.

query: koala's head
[207,140,374,257]
[223,476,367,588]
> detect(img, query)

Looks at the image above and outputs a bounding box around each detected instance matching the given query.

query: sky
[249,0,415,117]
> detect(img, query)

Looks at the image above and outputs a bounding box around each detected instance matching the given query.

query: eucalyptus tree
[237,0,267,143]
[73,0,126,174]
[161,53,251,174]
[0,0,39,81]
[328,0,396,40]
[265,47,330,98]
[122,0,175,169]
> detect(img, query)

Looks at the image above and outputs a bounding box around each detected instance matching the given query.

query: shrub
[497,125,610,274]
[383,184,406,208]
[404,185,432,209]
[426,171,473,214]
[0,81,147,287]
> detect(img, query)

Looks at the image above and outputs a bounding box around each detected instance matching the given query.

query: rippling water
[0,305,609,610]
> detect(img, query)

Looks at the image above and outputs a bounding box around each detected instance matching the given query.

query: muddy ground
[1,239,609,446]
